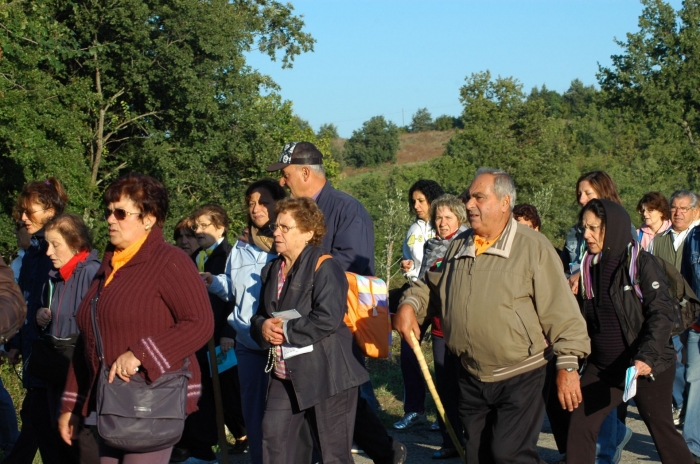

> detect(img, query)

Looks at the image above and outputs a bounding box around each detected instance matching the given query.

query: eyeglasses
[270,223,297,233]
[21,207,48,216]
[671,206,693,213]
[103,208,141,221]
[581,223,602,233]
[195,222,212,230]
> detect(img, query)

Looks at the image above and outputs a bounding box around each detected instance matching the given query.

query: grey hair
[474,167,517,210]
[429,194,468,228]
[670,190,698,208]
[307,164,326,177]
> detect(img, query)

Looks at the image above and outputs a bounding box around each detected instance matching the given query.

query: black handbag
[91,284,190,453]
[27,333,77,386]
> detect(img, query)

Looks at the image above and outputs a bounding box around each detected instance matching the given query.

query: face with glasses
[581,210,605,254]
[272,211,314,261]
[20,200,55,234]
[670,196,697,233]
[106,197,155,251]
[194,215,225,250]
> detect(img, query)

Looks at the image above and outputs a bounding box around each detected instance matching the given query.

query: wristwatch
[564,367,577,373]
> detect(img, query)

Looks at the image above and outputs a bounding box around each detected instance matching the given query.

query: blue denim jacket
[681,227,700,324]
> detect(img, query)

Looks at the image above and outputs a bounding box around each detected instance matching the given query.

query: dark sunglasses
[103,208,141,221]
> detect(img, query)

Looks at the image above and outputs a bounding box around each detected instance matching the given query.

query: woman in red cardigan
[57,174,213,464]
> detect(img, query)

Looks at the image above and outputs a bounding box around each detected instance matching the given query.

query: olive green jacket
[401,217,590,382]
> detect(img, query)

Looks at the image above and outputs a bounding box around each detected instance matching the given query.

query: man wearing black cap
[267,142,407,464]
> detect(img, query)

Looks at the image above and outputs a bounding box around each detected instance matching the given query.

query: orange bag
[316,255,391,358]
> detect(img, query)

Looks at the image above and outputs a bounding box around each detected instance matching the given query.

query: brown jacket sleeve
[0,256,26,343]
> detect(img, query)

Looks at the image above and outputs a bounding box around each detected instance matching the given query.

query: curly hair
[192,204,230,233]
[408,180,445,211]
[44,213,93,253]
[275,197,326,246]
[576,171,622,205]
[636,192,670,222]
[14,177,68,221]
[513,204,542,230]
[104,173,169,227]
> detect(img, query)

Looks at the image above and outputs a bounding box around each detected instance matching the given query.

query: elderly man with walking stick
[394,168,591,463]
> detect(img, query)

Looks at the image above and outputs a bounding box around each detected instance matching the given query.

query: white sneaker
[673,407,683,426]
[613,426,633,464]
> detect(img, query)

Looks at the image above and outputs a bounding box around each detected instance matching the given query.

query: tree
[434,115,460,131]
[344,116,400,167]
[0,0,317,255]
[317,123,339,139]
[409,107,433,132]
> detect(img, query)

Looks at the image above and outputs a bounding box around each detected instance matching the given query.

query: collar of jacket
[454,216,517,259]
[96,227,164,281]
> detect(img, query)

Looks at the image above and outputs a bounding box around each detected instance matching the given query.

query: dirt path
[225,405,664,463]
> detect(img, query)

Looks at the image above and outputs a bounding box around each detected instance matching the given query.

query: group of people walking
[1,140,700,464]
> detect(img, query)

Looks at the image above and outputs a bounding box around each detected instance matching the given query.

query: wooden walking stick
[208,338,229,464]
[409,331,466,464]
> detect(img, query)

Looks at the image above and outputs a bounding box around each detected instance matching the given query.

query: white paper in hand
[623,366,638,402]
[272,309,314,359]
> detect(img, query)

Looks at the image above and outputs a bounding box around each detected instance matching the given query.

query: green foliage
[409,107,433,132]
[434,115,461,131]
[0,0,316,256]
[344,115,400,167]
[317,123,339,139]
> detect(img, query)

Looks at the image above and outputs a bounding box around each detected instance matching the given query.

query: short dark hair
[245,178,287,227]
[636,192,670,222]
[104,173,169,227]
[513,204,541,230]
[44,213,93,252]
[408,180,445,211]
[174,217,195,241]
[14,177,69,221]
[576,171,622,205]
[192,204,230,233]
[275,197,326,246]
[579,199,607,233]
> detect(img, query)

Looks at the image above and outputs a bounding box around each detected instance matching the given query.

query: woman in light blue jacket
[207,179,285,464]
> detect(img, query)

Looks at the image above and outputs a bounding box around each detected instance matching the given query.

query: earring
[145,225,151,230]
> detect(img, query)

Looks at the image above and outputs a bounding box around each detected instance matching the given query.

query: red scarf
[59,250,90,281]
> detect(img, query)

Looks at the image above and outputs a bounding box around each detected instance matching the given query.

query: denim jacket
[681,227,700,325]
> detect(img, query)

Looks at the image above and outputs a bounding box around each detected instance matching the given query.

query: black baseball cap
[265,142,324,172]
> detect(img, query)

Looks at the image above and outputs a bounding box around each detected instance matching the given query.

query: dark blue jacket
[682,226,700,325]
[316,182,375,276]
[9,228,55,388]
[42,250,101,338]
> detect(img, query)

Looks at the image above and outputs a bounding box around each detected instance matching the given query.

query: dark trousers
[5,388,69,464]
[398,322,430,414]
[98,444,172,464]
[543,357,571,454]
[433,336,463,449]
[566,363,693,464]
[220,364,246,438]
[262,376,357,464]
[459,365,547,464]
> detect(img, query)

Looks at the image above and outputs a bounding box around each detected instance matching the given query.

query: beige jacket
[401,217,590,382]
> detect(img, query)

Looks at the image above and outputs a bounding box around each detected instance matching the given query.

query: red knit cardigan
[60,227,214,417]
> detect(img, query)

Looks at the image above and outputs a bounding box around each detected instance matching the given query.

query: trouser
[235,345,268,464]
[458,365,546,464]
[566,363,693,464]
[398,322,430,414]
[683,329,700,456]
[5,388,68,464]
[673,333,687,410]
[0,377,18,455]
[543,356,571,454]
[219,364,246,438]
[432,335,463,449]
[98,444,172,464]
[262,376,357,464]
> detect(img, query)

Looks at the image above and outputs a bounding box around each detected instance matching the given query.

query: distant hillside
[338,130,454,179]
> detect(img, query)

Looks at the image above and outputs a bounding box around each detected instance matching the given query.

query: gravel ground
[222,405,665,464]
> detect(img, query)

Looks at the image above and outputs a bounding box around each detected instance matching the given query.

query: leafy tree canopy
[344,115,399,168]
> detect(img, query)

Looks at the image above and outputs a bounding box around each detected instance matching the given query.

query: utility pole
[402,108,404,127]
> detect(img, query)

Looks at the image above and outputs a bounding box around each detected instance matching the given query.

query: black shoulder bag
[91,283,191,453]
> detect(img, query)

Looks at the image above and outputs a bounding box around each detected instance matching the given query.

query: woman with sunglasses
[5,177,68,464]
[58,173,213,464]
[251,197,368,464]
[205,178,286,464]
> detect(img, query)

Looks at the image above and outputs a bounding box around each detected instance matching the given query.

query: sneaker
[393,412,425,430]
[351,442,364,454]
[392,440,407,464]
[612,426,632,464]
[430,420,440,431]
[673,407,683,426]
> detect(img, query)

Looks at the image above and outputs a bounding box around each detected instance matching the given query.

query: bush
[344,116,400,167]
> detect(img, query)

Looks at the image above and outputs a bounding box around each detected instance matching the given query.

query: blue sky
[246,0,684,138]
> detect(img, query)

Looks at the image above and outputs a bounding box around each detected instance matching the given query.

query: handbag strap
[90,281,106,364]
